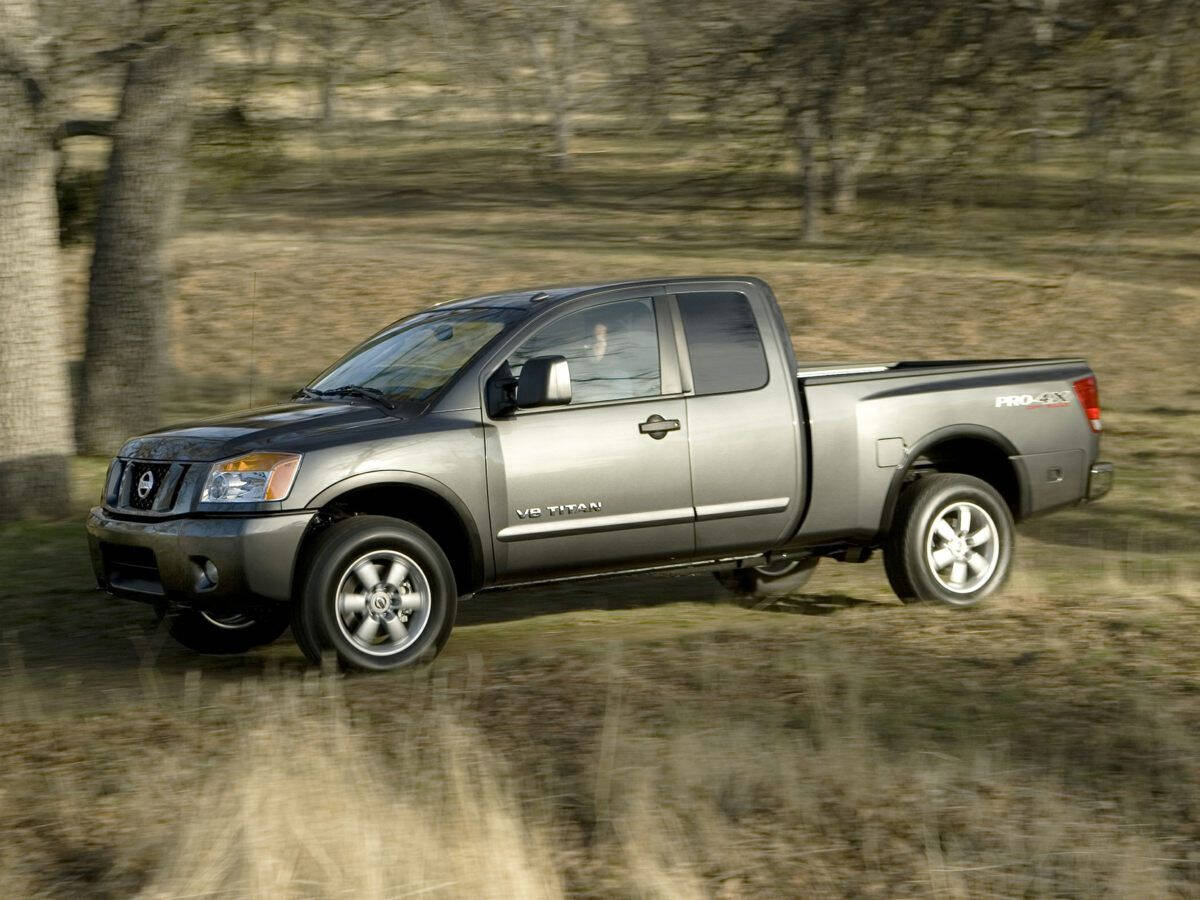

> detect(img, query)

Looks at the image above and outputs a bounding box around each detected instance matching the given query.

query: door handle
[639,414,681,440]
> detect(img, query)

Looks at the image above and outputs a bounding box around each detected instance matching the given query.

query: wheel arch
[877,425,1027,539]
[296,472,486,597]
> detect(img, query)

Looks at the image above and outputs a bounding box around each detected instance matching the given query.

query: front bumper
[87,506,315,610]
[1086,461,1115,502]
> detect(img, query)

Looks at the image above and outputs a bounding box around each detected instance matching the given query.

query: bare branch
[54,119,114,141]
[1005,127,1086,138]
[0,38,46,111]
[95,27,169,66]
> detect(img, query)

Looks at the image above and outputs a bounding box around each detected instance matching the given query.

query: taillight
[1072,375,1102,433]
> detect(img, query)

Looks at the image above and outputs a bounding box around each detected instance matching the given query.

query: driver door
[484,296,696,579]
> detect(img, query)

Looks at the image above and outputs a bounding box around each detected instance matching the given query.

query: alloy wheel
[924,500,999,594]
[333,550,432,656]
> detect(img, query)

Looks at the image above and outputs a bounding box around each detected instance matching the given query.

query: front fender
[305,469,489,587]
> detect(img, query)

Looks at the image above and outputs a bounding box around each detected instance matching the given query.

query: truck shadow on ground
[456,571,880,627]
[753,594,882,616]
[1,572,883,683]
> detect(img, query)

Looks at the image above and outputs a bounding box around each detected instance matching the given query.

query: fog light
[194,558,219,591]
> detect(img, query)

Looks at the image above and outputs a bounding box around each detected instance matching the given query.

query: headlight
[102,458,122,502]
[201,452,302,503]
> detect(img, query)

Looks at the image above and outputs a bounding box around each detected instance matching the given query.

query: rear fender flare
[875,425,1026,539]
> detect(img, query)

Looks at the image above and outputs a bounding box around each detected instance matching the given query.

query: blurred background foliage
[2,0,1198,507]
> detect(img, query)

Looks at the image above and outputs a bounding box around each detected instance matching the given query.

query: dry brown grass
[3,617,1199,898]
[137,693,563,899]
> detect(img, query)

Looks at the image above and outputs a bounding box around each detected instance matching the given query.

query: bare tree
[521,0,582,171]
[291,1,416,127]
[439,0,604,174]
[227,0,284,123]
[680,0,1033,241]
[75,23,201,455]
[0,0,75,516]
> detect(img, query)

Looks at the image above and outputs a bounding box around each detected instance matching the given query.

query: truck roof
[434,275,766,312]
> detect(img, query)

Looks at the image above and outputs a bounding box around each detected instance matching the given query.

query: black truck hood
[119,401,403,462]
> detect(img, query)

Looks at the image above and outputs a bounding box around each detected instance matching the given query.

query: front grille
[127,462,171,511]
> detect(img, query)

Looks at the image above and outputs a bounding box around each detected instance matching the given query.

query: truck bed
[789,356,1099,546]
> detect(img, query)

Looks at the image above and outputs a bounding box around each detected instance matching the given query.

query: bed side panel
[796,361,1096,543]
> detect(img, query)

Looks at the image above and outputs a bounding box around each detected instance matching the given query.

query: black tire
[165,605,291,655]
[883,473,1013,607]
[714,557,820,609]
[294,515,457,671]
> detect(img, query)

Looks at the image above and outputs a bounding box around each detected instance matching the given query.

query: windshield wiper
[295,385,396,410]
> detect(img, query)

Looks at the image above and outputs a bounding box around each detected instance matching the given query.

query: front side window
[309,307,522,404]
[508,298,661,405]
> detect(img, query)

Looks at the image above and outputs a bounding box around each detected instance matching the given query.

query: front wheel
[293,516,457,671]
[165,605,291,654]
[884,474,1013,607]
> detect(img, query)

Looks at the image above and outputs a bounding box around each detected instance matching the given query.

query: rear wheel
[884,474,1013,607]
[165,605,290,654]
[293,515,457,671]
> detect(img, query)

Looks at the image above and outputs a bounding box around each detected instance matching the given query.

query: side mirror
[517,355,572,408]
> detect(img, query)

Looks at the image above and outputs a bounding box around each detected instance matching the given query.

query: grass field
[2,116,1198,896]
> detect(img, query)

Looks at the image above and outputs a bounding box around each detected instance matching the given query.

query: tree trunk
[526,2,578,174]
[320,63,337,125]
[1028,0,1059,163]
[319,26,337,126]
[551,6,578,172]
[829,156,855,214]
[793,109,821,242]
[76,37,198,455]
[632,0,669,130]
[0,2,74,517]
[228,22,261,125]
[551,101,572,172]
[829,132,879,215]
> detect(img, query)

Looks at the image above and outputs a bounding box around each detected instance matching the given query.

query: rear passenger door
[670,287,804,554]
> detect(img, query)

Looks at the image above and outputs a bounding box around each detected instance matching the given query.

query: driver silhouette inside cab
[510,299,661,405]
[567,308,659,404]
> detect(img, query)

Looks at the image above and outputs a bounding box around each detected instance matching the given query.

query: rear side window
[676,292,769,395]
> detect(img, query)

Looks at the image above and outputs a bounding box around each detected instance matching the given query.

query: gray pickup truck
[87,277,1113,670]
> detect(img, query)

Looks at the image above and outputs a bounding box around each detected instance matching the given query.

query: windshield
[307,307,523,404]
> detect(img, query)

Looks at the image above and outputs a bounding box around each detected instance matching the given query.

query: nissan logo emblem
[136,470,156,500]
